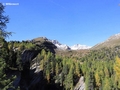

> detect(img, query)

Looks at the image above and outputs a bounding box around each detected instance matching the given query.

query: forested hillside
[1,37,120,90]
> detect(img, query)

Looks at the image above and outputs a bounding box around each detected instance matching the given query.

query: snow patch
[70,44,91,50]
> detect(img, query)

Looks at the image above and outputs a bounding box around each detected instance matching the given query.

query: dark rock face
[42,41,57,54]
[20,50,40,90]
[21,50,40,63]
[20,61,30,90]
[28,71,45,90]
[19,49,60,90]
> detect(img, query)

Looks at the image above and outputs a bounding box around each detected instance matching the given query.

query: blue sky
[1,0,120,46]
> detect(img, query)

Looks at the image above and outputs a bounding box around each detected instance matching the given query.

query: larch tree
[55,62,59,76]
[114,56,120,89]
[95,71,101,87]
[64,65,74,90]
[103,77,112,90]
[75,62,80,77]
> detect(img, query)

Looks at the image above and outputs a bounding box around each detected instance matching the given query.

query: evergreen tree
[95,71,101,86]
[0,38,15,89]
[75,62,80,77]
[0,3,12,38]
[85,72,91,90]
[64,65,74,90]
[103,78,112,90]
[46,69,50,83]
[55,62,59,76]
[16,51,23,71]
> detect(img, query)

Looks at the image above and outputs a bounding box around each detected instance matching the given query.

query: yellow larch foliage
[95,72,101,87]
[114,56,120,80]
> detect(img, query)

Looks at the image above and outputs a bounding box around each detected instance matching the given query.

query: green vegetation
[2,37,120,89]
[0,37,17,90]
[0,3,12,38]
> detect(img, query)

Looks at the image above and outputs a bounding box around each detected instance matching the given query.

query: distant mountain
[92,33,120,49]
[49,38,91,50]
[32,37,91,50]
[49,40,71,50]
[50,40,61,45]
[70,44,91,50]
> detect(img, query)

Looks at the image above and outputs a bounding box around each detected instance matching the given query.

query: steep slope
[92,33,120,49]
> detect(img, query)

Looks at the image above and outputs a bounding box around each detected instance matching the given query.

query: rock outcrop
[20,50,40,90]
[74,76,85,90]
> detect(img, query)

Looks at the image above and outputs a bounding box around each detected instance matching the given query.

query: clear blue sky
[1,0,120,46]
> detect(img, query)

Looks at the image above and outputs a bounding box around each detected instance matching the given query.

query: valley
[1,33,120,90]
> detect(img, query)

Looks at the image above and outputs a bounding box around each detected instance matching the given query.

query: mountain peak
[49,40,70,50]
[49,40,61,45]
[108,33,120,41]
[92,33,120,49]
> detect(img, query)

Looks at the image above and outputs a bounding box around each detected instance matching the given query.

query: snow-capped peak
[50,40,61,45]
[33,37,91,50]
[55,44,70,50]
[49,39,91,50]
[70,44,91,50]
[48,39,70,50]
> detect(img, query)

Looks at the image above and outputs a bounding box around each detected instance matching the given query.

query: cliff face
[20,50,40,90]
[18,50,61,90]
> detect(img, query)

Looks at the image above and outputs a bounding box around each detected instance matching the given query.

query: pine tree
[0,3,12,38]
[0,3,16,89]
[0,38,15,89]
[64,65,74,90]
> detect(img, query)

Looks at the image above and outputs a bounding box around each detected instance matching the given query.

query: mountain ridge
[92,33,120,49]
[32,37,91,50]
[31,33,120,50]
